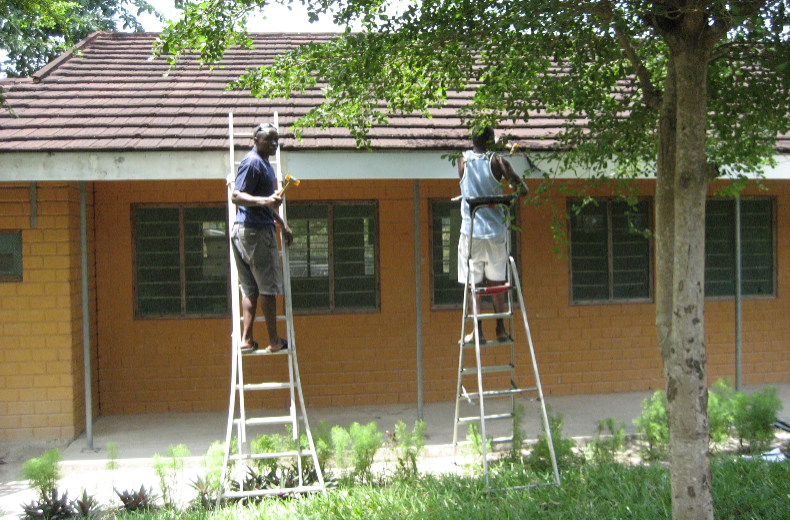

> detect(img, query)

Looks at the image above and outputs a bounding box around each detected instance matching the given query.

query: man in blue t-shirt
[230,122,293,354]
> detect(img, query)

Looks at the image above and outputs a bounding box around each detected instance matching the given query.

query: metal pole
[734,196,742,391]
[414,180,423,421]
[80,182,94,451]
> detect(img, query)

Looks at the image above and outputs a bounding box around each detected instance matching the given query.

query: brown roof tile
[2,31,787,154]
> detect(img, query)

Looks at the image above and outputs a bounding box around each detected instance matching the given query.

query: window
[133,206,229,318]
[705,198,774,297]
[288,202,378,312]
[569,199,652,303]
[0,230,22,282]
[430,200,520,307]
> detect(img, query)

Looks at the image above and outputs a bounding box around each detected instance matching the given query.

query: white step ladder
[452,194,560,491]
[217,112,325,502]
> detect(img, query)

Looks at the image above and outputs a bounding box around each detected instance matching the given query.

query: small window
[0,230,22,282]
[569,199,652,303]
[288,202,378,313]
[705,198,774,297]
[133,206,229,318]
[430,200,520,308]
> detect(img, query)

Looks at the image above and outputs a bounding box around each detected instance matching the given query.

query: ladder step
[458,412,513,424]
[455,435,514,446]
[230,450,313,461]
[235,416,293,426]
[243,347,290,357]
[461,364,513,376]
[462,387,538,399]
[465,312,511,321]
[222,485,323,499]
[241,382,291,391]
[461,337,513,347]
[238,315,287,323]
[474,283,511,295]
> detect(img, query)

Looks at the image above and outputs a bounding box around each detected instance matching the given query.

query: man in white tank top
[458,125,528,343]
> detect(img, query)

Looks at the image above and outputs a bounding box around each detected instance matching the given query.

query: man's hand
[281,223,294,246]
[261,195,284,209]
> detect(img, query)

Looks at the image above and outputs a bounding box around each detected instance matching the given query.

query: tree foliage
[158,0,789,176]
[1,0,161,78]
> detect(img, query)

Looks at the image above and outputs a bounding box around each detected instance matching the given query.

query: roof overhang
[1,150,788,181]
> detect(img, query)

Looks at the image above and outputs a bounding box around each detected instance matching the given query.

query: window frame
[131,203,230,320]
[286,200,381,315]
[567,197,654,306]
[429,198,521,310]
[704,196,776,301]
[0,229,23,283]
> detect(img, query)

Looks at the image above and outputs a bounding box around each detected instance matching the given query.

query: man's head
[253,122,279,157]
[471,125,495,150]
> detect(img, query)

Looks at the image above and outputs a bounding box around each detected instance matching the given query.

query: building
[1,32,789,443]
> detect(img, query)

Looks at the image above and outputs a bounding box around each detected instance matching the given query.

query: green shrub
[732,386,782,454]
[152,444,190,507]
[21,449,62,498]
[461,423,493,473]
[589,417,626,463]
[633,390,669,460]
[331,422,383,482]
[389,420,426,479]
[528,408,579,473]
[708,379,736,445]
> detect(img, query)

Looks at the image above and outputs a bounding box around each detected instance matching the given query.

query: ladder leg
[509,257,560,486]
[469,273,490,489]
[452,268,472,461]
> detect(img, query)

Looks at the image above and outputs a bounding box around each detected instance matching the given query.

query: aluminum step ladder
[452,194,560,491]
[217,112,325,502]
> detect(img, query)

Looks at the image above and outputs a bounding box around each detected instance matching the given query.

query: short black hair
[471,125,495,148]
[253,122,277,137]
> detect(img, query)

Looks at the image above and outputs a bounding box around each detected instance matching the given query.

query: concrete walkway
[2,383,789,517]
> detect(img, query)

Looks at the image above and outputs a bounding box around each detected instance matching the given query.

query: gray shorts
[230,223,284,297]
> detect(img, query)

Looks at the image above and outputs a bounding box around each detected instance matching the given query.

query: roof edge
[32,31,103,83]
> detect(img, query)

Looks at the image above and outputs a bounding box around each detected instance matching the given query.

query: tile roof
[0,31,565,153]
[0,31,787,154]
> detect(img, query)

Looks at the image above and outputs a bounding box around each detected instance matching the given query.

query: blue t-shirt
[235,148,276,229]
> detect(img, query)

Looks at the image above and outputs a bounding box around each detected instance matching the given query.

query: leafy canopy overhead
[157,0,790,178]
[1,0,161,78]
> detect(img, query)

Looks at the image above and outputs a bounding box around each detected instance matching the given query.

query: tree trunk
[665,43,714,520]
[655,56,677,362]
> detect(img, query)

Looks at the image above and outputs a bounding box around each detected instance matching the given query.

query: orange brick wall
[90,178,790,416]
[0,182,98,442]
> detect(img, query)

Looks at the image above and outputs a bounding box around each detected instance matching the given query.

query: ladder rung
[241,382,291,391]
[229,450,312,461]
[474,283,511,295]
[462,337,513,347]
[463,387,538,399]
[243,348,289,357]
[238,315,287,323]
[465,312,511,321]
[221,485,323,498]
[235,416,293,426]
[458,413,513,424]
[455,435,514,446]
[461,364,513,376]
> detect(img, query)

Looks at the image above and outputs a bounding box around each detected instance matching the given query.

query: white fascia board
[0,151,228,181]
[2,150,788,181]
[281,151,542,179]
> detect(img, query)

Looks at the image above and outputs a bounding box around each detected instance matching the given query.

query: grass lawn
[122,456,790,520]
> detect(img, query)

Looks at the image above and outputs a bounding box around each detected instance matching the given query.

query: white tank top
[460,150,506,239]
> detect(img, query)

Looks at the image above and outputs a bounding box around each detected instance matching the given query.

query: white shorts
[457,233,508,285]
